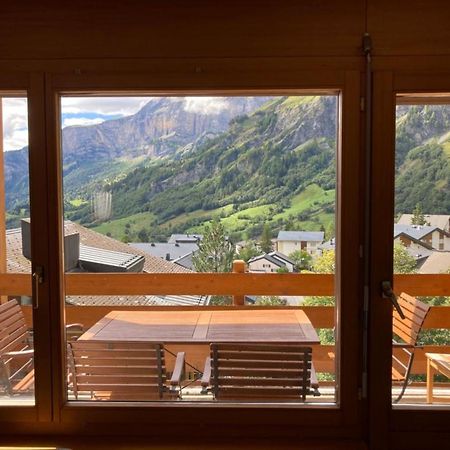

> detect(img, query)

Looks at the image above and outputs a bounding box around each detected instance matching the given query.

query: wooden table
[79,309,320,345]
[426,352,450,403]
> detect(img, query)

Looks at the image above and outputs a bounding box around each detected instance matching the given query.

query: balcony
[0,272,449,405]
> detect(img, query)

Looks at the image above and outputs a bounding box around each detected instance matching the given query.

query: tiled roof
[129,242,198,261]
[418,252,450,274]
[398,214,450,231]
[268,251,296,266]
[277,231,324,242]
[248,254,285,267]
[66,294,209,307]
[6,221,209,306]
[168,234,203,243]
[393,224,440,241]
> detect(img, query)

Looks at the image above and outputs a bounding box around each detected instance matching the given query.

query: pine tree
[260,223,273,253]
[192,218,235,272]
[411,203,426,226]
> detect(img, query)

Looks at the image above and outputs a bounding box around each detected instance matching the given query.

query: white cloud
[2,98,28,151]
[183,97,228,115]
[60,97,151,116]
[62,117,105,128]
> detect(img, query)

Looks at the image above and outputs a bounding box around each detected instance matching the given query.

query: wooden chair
[201,343,319,401]
[68,340,185,401]
[392,292,430,403]
[0,299,83,397]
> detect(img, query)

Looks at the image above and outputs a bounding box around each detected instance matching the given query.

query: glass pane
[393,97,450,406]
[60,95,338,404]
[1,96,34,405]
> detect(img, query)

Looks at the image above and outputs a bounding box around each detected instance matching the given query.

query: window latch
[32,265,44,310]
[381,281,405,319]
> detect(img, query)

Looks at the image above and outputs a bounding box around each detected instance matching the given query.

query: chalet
[393,224,450,251]
[418,251,450,274]
[398,214,450,233]
[276,230,324,256]
[129,241,199,262]
[248,251,296,273]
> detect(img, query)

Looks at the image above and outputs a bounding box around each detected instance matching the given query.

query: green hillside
[79,96,338,241]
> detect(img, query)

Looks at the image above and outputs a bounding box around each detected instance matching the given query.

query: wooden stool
[426,353,450,404]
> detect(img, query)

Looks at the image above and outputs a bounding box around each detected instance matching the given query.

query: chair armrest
[66,323,84,330]
[201,357,212,388]
[392,342,414,348]
[4,349,34,358]
[169,352,185,386]
[310,363,321,396]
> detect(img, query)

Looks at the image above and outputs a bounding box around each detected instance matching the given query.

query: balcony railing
[1,271,449,403]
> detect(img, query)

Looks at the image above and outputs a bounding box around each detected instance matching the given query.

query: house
[276,230,324,256]
[167,233,203,244]
[248,251,296,273]
[7,220,209,307]
[398,214,450,233]
[129,241,199,263]
[418,251,450,274]
[393,224,450,251]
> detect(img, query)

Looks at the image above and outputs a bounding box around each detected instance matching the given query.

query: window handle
[381,281,405,319]
[32,266,44,310]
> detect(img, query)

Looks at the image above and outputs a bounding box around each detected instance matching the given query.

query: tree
[411,203,426,226]
[237,241,260,262]
[260,223,273,253]
[137,228,149,242]
[192,218,235,273]
[393,242,416,274]
[311,249,335,274]
[255,296,287,306]
[288,250,312,271]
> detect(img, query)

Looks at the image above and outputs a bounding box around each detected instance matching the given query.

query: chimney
[165,253,171,261]
[21,219,80,271]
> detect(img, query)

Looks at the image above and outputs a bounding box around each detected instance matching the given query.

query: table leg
[426,358,434,404]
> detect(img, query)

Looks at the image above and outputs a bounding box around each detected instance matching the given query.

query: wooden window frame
[0,62,364,441]
[369,70,450,450]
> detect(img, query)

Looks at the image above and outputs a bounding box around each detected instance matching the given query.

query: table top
[80,309,320,345]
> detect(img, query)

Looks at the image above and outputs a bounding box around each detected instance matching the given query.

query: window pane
[61,95,338,404]
[1,96,34,405]
[393,97,450,406]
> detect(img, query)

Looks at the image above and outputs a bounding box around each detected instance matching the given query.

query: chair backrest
[68,340,172,401]
[209,343,313,401]
[0,299,30,357]
[393,293,430,346]
[392,293,430,384]
[0,299,33,395]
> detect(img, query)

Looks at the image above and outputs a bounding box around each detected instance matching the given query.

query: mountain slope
[78,96,338,240]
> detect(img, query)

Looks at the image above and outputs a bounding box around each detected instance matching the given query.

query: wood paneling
[368,0,450,56]
[0,1,364,60]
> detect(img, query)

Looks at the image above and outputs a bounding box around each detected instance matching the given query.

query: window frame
[369,70,450,449]
[0,64,365,439]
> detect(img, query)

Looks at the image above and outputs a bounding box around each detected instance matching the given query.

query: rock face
[62,97,269,162]
[5,96,269,209]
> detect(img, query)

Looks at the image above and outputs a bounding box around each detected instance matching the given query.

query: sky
[2,96,236,152]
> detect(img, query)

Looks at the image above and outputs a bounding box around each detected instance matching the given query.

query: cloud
[62,117,105,128]
[2,98,29,151]
[183,97,228,115]
[61,97,151,116]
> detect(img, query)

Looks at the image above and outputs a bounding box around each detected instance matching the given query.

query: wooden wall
[0,1,449,64]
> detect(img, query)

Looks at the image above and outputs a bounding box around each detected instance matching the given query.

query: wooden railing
[1,271,449,376]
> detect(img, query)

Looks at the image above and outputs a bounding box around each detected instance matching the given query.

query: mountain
[395,105,450,215]
[4,96,269,211]
[4,97,449,239]
[72,96,339,241]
